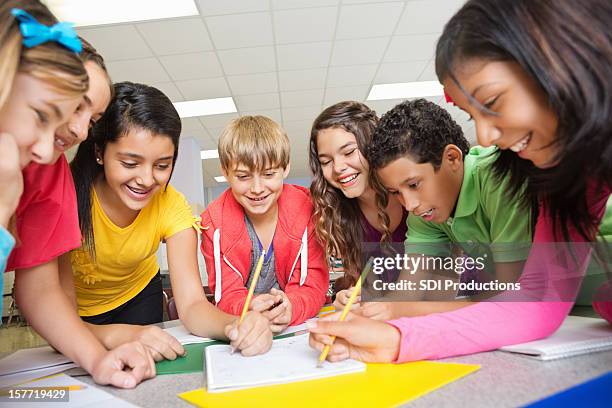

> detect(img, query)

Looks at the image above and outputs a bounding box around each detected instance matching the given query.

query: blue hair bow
[11,8,82,53]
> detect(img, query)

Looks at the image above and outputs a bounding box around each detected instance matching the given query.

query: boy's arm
[169,227,272,355]
[283,229,329,325]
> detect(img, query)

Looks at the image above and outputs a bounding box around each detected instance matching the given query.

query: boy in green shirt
[354,99,532,320]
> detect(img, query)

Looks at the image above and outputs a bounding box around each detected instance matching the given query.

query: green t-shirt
[405,146,532,267]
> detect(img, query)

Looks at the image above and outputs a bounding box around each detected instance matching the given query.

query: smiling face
[98,127,175,213]
[0,73,81,168]
[316,127,369,199]
[443,60,559,168]
[53,62,111,161]
[376,146,464,223]
[225,162,290,220]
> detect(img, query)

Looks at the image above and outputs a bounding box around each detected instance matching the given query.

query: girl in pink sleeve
[308,0,612,363]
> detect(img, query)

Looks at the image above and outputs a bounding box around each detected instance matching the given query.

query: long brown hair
[309,101,387,290]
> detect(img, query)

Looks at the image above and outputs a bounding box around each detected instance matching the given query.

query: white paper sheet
[0,373,138,407]
[205,334,365,393]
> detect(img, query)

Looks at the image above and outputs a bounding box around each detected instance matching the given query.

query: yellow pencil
[317,258,373,367]
[239,250,266,324]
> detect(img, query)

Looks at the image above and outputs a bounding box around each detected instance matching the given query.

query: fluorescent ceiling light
[45,0,199,27]
[367,81,444,101]
[200,150,219,160]
[214,176,227,183]
[174,97,237,119]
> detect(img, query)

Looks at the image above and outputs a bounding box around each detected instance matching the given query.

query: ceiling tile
[282,106,322,122]
[383,34,438,62]
[217,47,276,75]
[206,126,227,140]
[136,18,213,56]
[343,0,402,3]
[374,61,429,83]
[327,65,377,88]
[273,7,338,44]
[366,98,405,115]
[279,68,327,91]
[395,0,464,35]
[241,109,282,123]
[197,135,218,150]
[197,0,269,16]
[106,58,170,83]
[281,89,324,108]
[272,0,338,9]
[227,72,278,95]
[160,52,223,81]
[174,77,231,100]
[323,86,368,106]
[418,58,437,81]
[206,13,273,49]
[78,25,152,61]
[284,119,314,142]
[277,42,332,71]
[181,117,205,131]
[235,93,281,112]
[200,113,240,130]
[336,2,403,39]
[151,82,184,102]
[330,38,388,66]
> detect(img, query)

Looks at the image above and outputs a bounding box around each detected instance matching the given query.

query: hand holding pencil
[224,251,273,356]
[308,258,402,364]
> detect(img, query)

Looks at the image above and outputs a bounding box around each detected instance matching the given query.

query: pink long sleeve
[388,184,611,362]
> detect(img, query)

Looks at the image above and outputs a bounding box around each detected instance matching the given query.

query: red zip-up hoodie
[200,184,328,325]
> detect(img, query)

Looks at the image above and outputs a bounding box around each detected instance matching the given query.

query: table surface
[3,318,612,407]
[81,319,612,407]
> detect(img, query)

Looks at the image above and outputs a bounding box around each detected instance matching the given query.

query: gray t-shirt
[245,215,279,294]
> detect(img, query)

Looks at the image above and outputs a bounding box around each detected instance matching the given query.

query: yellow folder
[179,361,479,407]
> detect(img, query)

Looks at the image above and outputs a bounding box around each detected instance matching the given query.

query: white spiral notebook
[500,316,612,360]
[204,334,366,393]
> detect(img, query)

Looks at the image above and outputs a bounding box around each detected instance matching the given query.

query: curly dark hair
[367,99,469,172]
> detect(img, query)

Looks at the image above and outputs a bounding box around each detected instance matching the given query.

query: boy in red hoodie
[201,116,328,332]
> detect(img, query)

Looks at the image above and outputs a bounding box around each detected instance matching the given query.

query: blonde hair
[218,115,290,172]
[0,0,88,112]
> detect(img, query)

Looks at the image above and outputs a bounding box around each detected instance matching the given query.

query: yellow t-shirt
[71,184,195,316]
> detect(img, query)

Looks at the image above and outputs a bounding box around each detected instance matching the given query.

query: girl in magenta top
[308,0,611,363]
[308,101,408,317]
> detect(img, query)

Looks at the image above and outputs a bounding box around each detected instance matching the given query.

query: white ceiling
[74,0,473,187]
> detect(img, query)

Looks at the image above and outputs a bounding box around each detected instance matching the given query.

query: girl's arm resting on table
[166,228,272,355]
[15,259,156,388]
[58,253,185,362]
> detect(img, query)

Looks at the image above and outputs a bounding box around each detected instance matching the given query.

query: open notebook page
[205,334,365,393]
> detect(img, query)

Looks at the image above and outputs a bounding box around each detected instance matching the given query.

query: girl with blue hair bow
[0,0,155,389]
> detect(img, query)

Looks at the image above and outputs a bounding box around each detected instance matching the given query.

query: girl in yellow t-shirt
[63,82,272,359]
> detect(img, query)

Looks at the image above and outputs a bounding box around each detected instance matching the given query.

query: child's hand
[225,311,273,356]
[307,312,400,363]
[249,293,281,312]
[263,288,292,333]
[0,132,23,228]
[333,287,361,311]
[90,341,156,388]
[356,302,397,320]
[128,325,185,362]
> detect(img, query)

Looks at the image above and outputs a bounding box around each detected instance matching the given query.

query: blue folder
[526,371,612,407]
